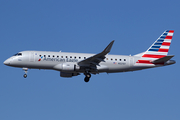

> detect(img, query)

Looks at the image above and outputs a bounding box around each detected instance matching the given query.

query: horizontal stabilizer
[152,55,174,64]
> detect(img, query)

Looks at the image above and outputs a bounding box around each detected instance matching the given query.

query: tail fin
[136,30,174,64]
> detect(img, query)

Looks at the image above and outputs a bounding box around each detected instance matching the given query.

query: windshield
[13,53,22,56]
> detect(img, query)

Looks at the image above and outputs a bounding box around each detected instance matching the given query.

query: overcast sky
[0,0,179,120]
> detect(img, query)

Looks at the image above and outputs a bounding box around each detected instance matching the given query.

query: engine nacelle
[60,72,80,78]
[53,63,80,72]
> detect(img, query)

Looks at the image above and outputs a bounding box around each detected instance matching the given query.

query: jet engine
[53,63,80,72]
[60,72,80,77]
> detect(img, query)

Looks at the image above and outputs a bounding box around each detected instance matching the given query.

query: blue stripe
[157,40,164,42]
[151,46,160,48]
[148,49,159,51]
[158,38,164,40]
[163,33,168,35]
[154,43,162,45]
[160,36,166,39]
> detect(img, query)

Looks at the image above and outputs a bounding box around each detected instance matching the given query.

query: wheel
[84,77,90,82]
[23,74,27,78]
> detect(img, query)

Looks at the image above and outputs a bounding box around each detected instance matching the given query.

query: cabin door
[29,52,35,62]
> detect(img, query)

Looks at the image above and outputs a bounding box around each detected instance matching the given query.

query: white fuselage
[4,51,159,74]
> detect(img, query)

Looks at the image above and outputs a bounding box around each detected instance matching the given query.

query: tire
[23,74,27,78]
[84,77,89,82]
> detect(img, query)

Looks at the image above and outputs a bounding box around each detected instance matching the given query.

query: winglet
[78,40,115,66]
[102,40,115,54]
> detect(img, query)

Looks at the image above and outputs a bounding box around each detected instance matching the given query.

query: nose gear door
[129,56,134,66]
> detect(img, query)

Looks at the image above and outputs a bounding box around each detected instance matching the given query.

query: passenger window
[70,56,72,58]
[53,55,55,57]
[39,55,41,57]
[48,55,50,57]
[84,57,86,59]
[57,56,59,58]
[111,58,113,60]
[124,59,126,61]
[44,55,46,57]
[74,56,76,59]
[106,58,108,60]
[61,56,63,58]
[119,59,121,61]
[79,57,81,59]
[115,59,117,61]
[66,56,68,58]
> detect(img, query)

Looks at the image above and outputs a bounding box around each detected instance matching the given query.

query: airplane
[4,30,176,82]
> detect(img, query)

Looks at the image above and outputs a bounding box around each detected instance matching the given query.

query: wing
[78,40,115,67]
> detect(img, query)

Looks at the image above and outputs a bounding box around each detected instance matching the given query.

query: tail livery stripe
[160,46,169,49]
[158,48,169,52]
[136,30,174,64]
[147,30,173,54]
[162,42,171,46]
[136,60,153,64]
[168,30,174,33]
[142,54,166,58]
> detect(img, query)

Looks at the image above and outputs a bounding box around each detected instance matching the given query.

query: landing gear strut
[84,72,91,82]
[22,68,28,78]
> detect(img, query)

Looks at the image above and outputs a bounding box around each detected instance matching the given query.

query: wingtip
[103,40,115,54]
[110,40,115,46]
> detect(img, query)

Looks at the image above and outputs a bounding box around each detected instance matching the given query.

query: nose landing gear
[84,72,91,82]
[22,68,28,78]
[23,74,27,78]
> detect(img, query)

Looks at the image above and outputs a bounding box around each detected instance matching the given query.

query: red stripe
[136,60,153,64]
[162,42,171,46]
[158,48,169,52]
[169,30,174,33]
[142,54,166,58]
[165,36,172,39]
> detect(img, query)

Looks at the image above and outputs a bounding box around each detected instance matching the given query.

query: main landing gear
[22,68,28,78]
[84,72,91,82]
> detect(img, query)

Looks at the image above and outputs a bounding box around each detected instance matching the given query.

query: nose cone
[3,59,10,65]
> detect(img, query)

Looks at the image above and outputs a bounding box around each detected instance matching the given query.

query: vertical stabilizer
[136,30,174,64]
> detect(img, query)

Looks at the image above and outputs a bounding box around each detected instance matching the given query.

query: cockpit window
[14,53,22,56]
